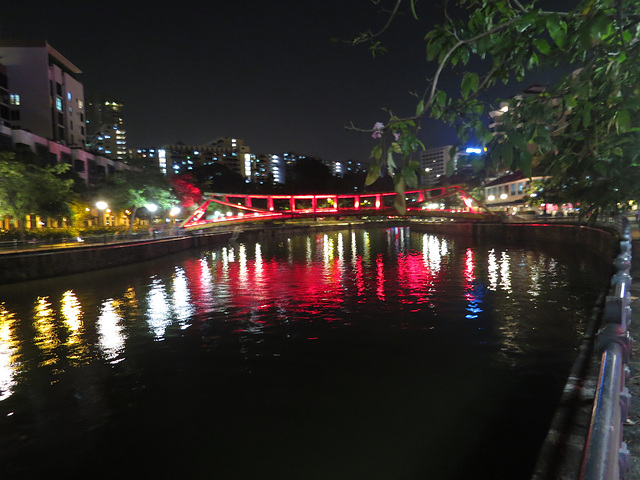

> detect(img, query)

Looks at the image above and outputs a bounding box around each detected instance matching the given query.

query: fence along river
[0,226,610,479]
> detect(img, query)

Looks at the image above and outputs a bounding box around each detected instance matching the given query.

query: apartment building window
[77,99,84,109]
[518,182,524,194]
[55,97,63,111]
[9,94,20,106]
[511,184,516,195]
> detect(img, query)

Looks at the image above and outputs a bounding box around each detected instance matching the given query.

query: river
[0,226,610,479]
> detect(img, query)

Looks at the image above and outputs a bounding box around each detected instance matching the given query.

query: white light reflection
[351,231,357,262]
[255,243,263,272]
[97,299,125,362]
[306,237,312,264]
[0,305,18,400]
[172,267,193,328]
[337,233,344,264]
[527,252,542,297]
[423,234,444,273]
[500,251,512,294]
[488,249,499,291]
[146,278,171,339]
[238,244,248,282]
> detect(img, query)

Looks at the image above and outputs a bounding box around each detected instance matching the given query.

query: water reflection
[0,305,18,400]
[97,299,125,363]
[0,229,602,373]
[0,227,609,479]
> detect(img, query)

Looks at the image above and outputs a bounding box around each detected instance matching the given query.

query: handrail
[580,217,633,480]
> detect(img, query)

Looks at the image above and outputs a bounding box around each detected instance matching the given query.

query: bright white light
[146,203,158,212]
[170,207,180,216]
[501,105,509,112]
[500,194,508,200]
[465,147,482,154]
[488,195,495,201]
[96,201,108,210]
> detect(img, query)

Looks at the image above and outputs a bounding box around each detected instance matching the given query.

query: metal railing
[580,217,633,479]
[0,229,185,252]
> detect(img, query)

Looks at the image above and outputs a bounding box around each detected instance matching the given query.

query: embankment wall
[0,221,618,285]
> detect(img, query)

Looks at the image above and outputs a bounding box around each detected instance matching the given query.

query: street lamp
[96,201,108,226]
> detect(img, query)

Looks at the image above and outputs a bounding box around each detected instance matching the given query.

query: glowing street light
[96,201,108,226]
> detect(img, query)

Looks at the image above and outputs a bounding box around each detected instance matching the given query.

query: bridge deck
[182,185,497,229]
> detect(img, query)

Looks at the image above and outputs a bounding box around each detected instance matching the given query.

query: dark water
[0,227,609,479]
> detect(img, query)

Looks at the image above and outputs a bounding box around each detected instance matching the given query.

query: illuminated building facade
[157,137,252,179]
[0,40,86,147]
[0,61,18,132]
[420,145,460,186]
[86,93,127,160]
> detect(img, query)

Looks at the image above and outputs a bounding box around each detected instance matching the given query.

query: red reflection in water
[176,236,454,333]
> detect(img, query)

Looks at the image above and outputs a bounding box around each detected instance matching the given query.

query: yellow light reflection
[0,305,19,400]
[363,231,371,265]
[60,290,88,366]
[34,296,59,367]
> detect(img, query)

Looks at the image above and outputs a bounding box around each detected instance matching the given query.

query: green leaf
[534,38,550,55]
[617,109,631,133]
[508,131,527,151]
[416,99,425,116]
[461,72,479,99]
[365,163,380,186]
[371,145,383,161]
[401,165,418,188]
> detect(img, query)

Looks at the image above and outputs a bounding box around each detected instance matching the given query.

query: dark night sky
[1,0,574,163]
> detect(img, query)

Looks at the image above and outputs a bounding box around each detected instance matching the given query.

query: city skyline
[1,1,575,162]
[0,1,462,162]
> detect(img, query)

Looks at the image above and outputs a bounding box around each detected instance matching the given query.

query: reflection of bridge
[181,185,496,229]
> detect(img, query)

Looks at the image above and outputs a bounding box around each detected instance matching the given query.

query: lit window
[67,92,72,101]
[10,94,20,105]
[77,99,84,109]
[56,98,63,111]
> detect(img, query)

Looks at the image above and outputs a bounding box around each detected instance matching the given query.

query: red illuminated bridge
[181,185,496,230]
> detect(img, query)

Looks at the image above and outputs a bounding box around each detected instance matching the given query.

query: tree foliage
[0,151,74,234]
[351,0,640,214]
[94,167,177,232]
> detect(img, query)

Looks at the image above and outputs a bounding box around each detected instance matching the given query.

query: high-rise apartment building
[0,40,86,147]
[420,145,459,185]
[157,137,252,179]
[86,93,127,161]
[0,61,18,133]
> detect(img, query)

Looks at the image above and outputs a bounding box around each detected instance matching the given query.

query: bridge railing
[580,216,633,480]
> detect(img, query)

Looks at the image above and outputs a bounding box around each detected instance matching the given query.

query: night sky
[1,0,574,163]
